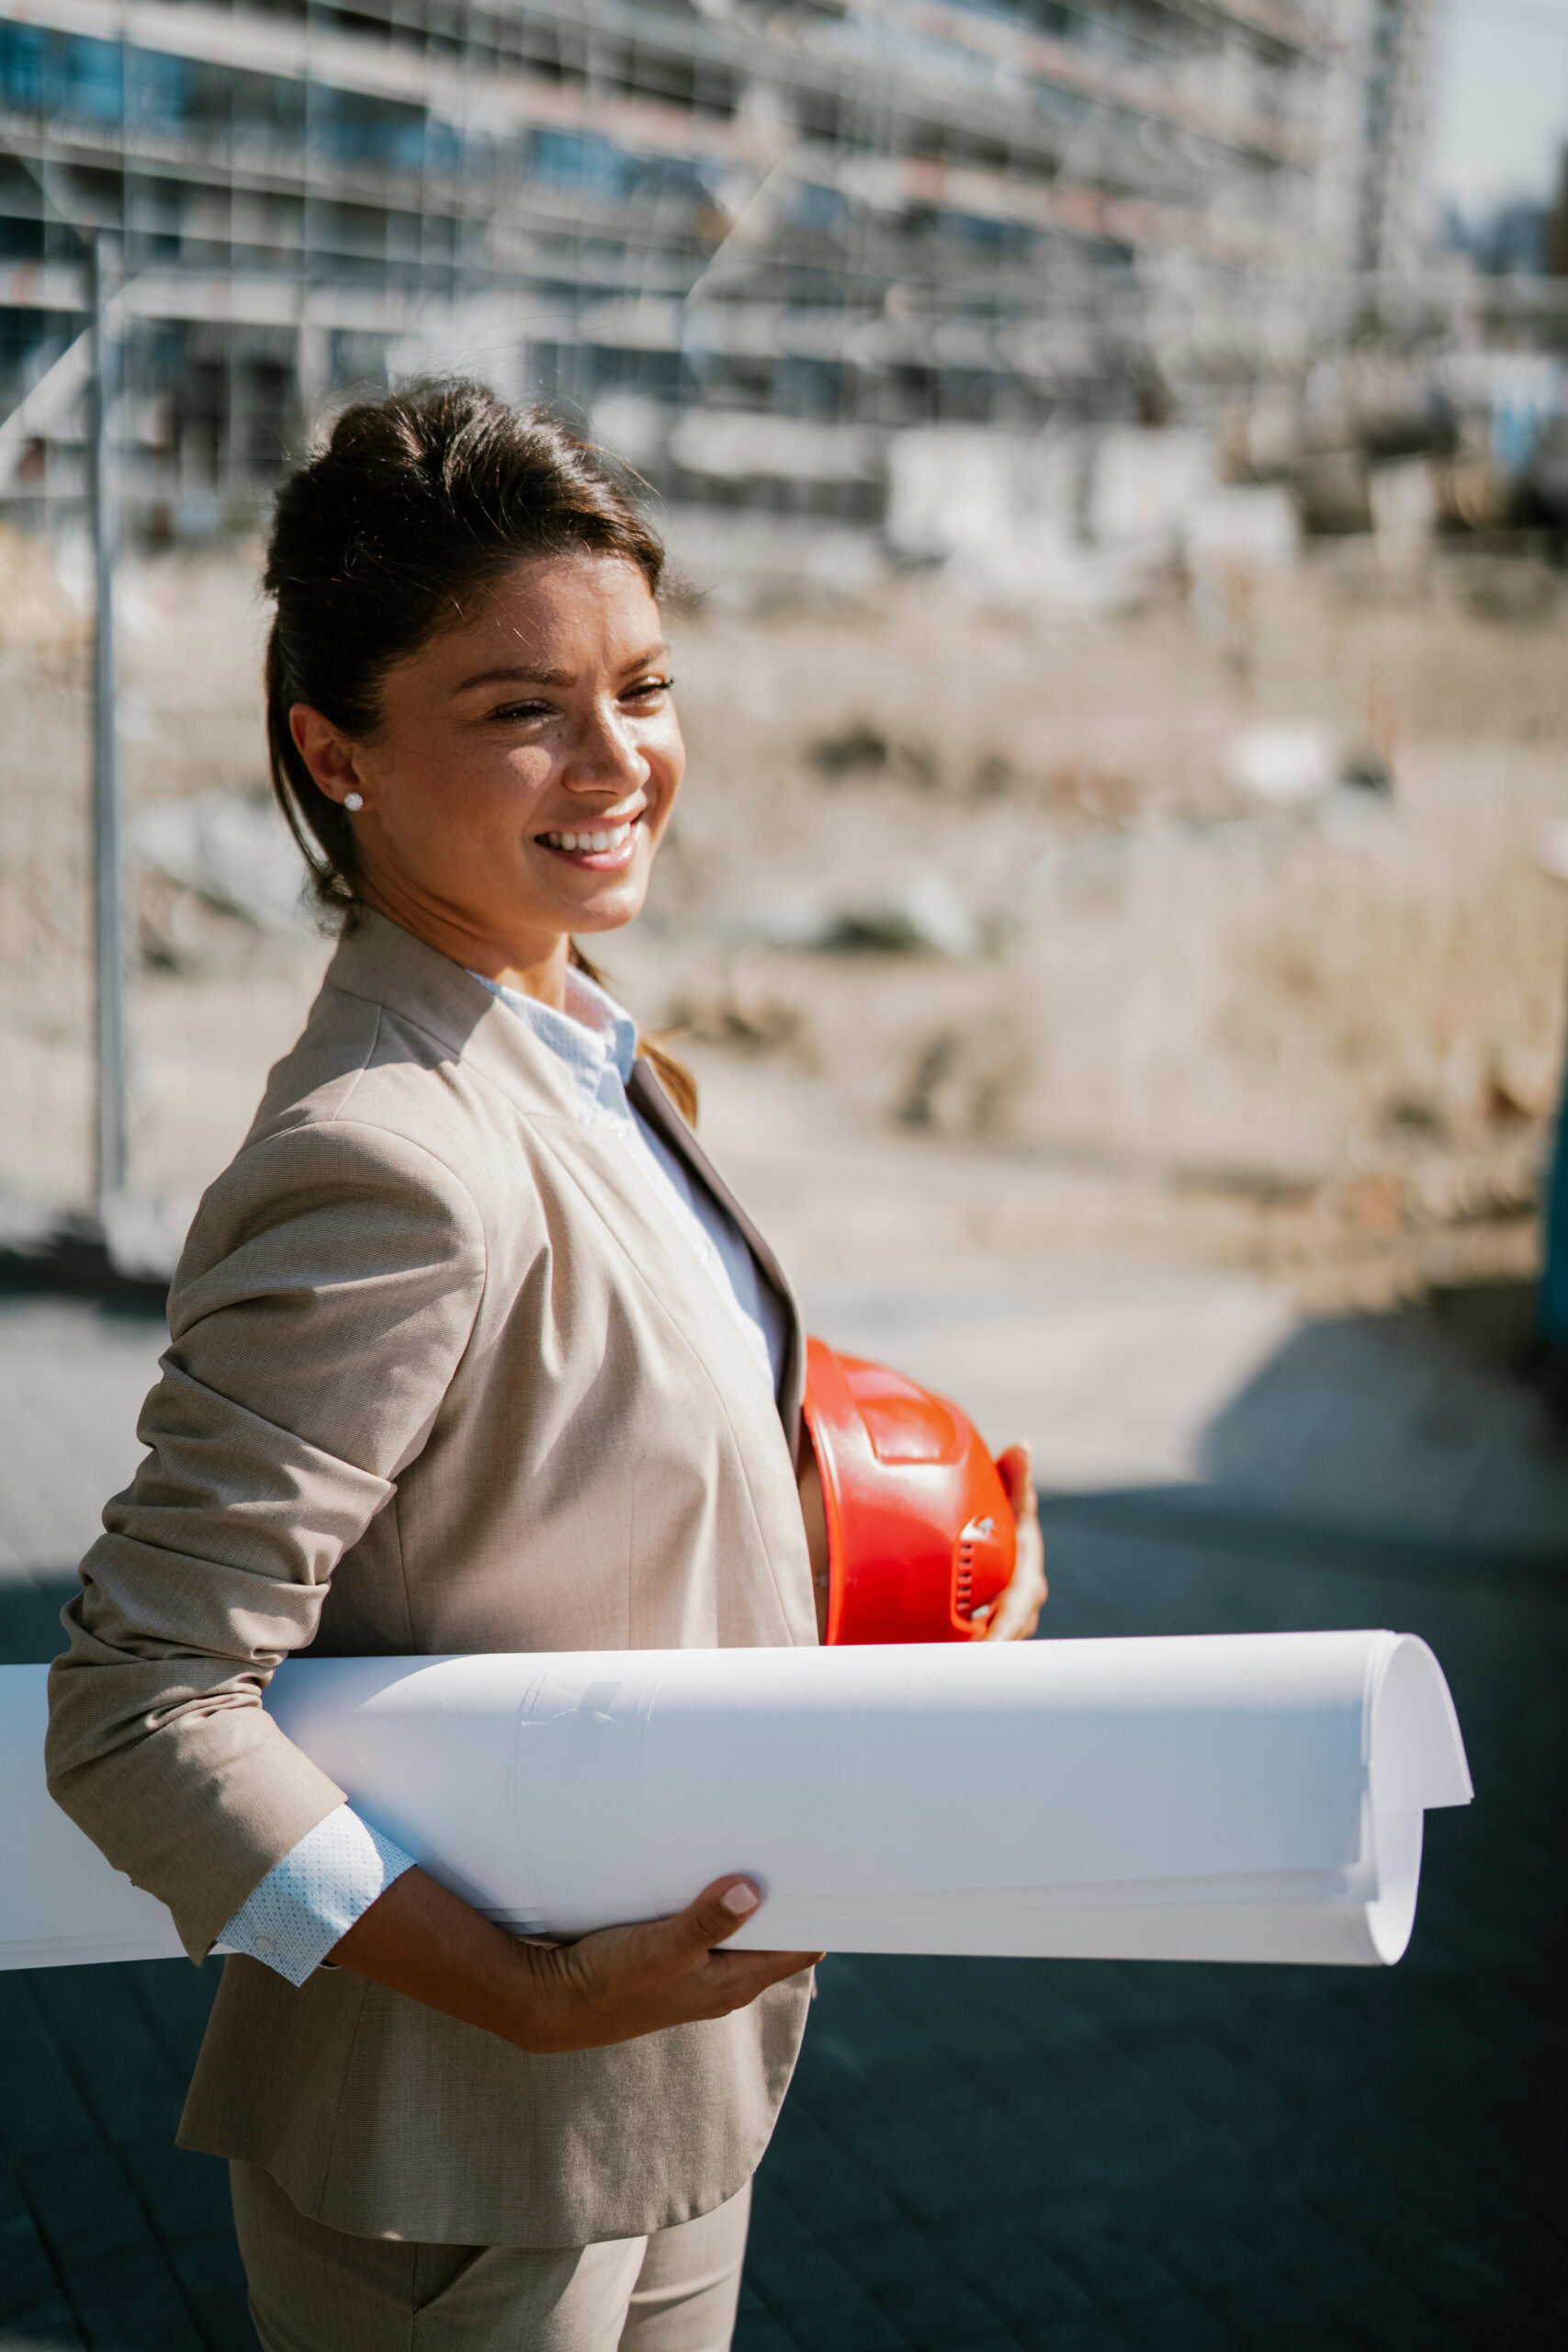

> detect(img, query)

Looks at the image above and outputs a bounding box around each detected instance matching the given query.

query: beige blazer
[46,909,818,2248]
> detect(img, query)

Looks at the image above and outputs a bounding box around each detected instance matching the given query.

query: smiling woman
[297,559,678,948]
[45,382,1041,2352]
[265,385,699,1114]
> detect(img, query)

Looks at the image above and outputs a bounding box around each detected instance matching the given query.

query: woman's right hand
[328,1863,821,2052]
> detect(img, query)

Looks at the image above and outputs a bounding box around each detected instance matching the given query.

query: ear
[290,705,368,805]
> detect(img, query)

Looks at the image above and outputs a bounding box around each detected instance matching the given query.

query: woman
[47,384,1045,2351]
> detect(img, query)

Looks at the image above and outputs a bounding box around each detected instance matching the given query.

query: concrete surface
[4,1263,1564,1591]
[797,1269,1568,1555]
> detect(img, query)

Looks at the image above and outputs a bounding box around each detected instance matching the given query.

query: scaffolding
[0,0,1430,532]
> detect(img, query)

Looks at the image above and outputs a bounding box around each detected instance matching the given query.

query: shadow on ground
[1195,1283,1564,1557]
[2,1282,1563,2350]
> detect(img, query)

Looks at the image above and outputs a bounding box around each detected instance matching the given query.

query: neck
[355,875,571,1010]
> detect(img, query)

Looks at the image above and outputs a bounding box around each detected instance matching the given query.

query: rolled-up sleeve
[220,1804,417,1984]
[46,1115,486,1961]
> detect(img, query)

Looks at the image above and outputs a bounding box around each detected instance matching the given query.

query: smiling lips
[537,818,638,865]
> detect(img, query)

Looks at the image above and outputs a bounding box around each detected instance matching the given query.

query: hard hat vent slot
[953,1516,999,1626]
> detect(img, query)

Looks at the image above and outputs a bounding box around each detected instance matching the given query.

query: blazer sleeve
[45,1116,488,1961]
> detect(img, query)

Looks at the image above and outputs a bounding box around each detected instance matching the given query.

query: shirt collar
[468,966,639,1124]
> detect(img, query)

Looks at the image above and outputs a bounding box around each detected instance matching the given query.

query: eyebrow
[454,646,671,695]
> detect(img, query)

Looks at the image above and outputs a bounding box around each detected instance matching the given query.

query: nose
[562,699,650,799]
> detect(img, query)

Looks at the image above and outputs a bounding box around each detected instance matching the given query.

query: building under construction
[0,0,1434,532]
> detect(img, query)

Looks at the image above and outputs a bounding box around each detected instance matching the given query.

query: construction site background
[0,0,1565,1376]
[3,466,1566,1329]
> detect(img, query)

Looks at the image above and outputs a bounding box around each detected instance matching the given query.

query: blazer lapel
[627,1061,807,1461]
[325,910,585,1125]
[326,910,807,1460]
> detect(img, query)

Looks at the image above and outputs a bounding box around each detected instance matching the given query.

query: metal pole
[90,231,127,1212]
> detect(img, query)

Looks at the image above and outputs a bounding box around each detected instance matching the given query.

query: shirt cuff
[218,1804,416,1986]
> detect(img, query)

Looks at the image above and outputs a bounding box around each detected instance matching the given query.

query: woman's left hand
[982,1443,1047,1642]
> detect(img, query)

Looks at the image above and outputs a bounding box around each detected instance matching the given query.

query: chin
[564,883,649,935]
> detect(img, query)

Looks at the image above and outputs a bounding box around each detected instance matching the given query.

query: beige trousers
[231,2163,753,2352]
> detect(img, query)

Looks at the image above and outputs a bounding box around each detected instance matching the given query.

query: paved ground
[740,1506,1568,2352]
[4,1272,1564,1580]
[1,1283,1564,2350]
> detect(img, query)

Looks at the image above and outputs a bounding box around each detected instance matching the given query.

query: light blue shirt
[217,1806,416,1985]
[220,964,788,1981]
[473,964,790,1402]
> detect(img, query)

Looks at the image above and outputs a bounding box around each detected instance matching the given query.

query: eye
[490,698,554,724]
[622,674,674,705]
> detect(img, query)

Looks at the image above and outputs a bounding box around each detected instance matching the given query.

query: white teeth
[544,820,635,853]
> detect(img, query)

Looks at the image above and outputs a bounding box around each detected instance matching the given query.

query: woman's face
[291,551,683,991]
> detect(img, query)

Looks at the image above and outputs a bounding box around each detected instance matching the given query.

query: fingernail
[721,1882,760,1916]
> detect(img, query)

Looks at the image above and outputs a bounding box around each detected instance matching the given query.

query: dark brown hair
[264,380,695,1121]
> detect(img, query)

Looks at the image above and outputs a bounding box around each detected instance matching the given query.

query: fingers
[983,1579,1023,1640]
[639,1876,828,2006]
[509,1881,821,2051]
[984,1571,1044,1642]
[635,1881,820,2009]
[704,1948,826,2002]
[987,1442,1047,1642]
[994,1442,1035,1519]
[641,1874,764,1973]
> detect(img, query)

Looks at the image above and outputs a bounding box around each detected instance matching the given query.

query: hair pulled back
[264,380,695,1118]
[265,379,663,915]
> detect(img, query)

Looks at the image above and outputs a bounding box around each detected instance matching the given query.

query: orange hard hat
[803,1337,1017,1645]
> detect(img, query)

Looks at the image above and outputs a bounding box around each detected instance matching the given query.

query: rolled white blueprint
[2,1634,1471,1972]
[0,1663,186,1968]
[267,1633,1469,1968]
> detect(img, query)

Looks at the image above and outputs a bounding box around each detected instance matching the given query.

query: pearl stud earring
[344,791,364,812]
